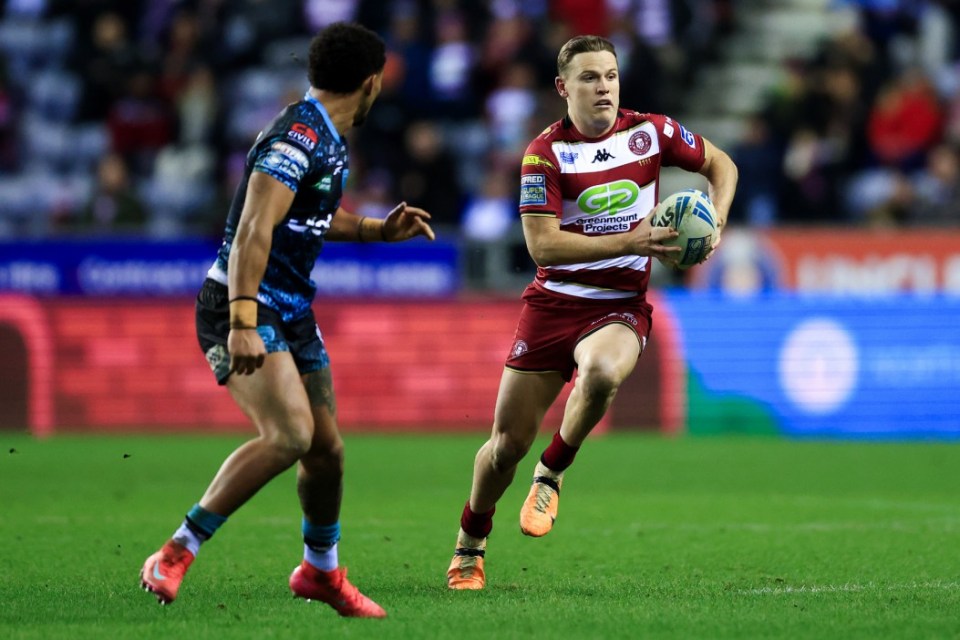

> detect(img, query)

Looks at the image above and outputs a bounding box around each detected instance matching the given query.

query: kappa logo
[592,148,615,163]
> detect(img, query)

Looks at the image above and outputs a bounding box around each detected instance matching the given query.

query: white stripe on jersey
[545,254,649,273]
[542,280,638,299]
[552,121,660,174]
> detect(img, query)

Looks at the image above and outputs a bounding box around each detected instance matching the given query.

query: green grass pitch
[1,432,958,639]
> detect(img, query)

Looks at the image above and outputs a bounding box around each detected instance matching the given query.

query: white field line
[621,519,960,533]
[783,496,960,515]
[739,581,960,595]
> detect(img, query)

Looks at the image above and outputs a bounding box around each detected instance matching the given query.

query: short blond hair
[557,35,617,77]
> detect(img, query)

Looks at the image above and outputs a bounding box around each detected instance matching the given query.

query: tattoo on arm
[304,368,337,416]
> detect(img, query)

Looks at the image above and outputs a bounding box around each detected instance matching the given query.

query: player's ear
[361,74,377,96]
[555,76,567,98]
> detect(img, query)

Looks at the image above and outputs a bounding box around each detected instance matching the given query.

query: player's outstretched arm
[382,201,436,242]
[522,214,679,267]
[327,202,435,242]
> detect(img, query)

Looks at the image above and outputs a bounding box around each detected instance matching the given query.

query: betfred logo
[288,122,318,150]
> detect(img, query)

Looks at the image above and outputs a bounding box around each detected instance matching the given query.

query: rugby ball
[651,189,717,269]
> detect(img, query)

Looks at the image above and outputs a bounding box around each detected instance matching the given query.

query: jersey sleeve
[518,136,562,217]
[651,113,706,173]
[251,119,318,192]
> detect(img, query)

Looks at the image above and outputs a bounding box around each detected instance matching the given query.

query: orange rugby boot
[140,540,195,605]
[446,529,487,590]
[289,561,387,618]
[519,471,562,537]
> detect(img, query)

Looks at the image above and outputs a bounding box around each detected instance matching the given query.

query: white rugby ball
[651,189,717,269]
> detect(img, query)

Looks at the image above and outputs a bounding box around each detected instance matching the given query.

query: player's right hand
[228,328,267,375]
[633,210,681,262]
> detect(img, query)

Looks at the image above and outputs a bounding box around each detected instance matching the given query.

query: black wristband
[357,216,367,242]
[230,324,258,330]
[229,295,259,303]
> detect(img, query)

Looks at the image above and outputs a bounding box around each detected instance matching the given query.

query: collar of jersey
[303,90,340,144]
[563,110,623,143]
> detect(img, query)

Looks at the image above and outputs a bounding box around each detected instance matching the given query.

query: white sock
[535,460,564,482]
[304,542,339,571]
[457,528,487,549]
[172,522,204,556]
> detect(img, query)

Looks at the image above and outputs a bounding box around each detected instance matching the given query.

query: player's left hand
[382,202,436,242]
[699,219,725,264]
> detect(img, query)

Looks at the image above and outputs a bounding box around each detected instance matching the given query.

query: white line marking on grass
[785,496,960,515]
[740,581,960,595]
[625,520,960,533]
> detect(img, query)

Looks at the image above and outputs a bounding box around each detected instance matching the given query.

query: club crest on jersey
[288,122,318,151]
[628,131,652,156]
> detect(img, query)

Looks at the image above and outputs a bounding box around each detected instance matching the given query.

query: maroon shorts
[504,284,653,382]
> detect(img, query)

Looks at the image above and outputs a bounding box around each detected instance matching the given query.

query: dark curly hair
[308,22,386,93]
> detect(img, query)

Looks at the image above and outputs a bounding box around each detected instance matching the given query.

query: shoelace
[533,482,556,514]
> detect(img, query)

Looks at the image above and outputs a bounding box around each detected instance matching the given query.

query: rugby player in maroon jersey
[447,34,738,590]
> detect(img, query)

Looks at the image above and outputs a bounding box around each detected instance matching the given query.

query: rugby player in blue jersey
[140,22,434,618]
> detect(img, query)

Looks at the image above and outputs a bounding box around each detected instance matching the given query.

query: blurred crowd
[731,0,960,228]
[0,0,729,238]
[1,0,956,240]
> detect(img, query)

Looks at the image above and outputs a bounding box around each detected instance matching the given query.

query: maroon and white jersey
[518,110,706,301]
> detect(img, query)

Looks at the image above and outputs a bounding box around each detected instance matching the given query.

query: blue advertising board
[0,239,458,297]
[665,291,960,439]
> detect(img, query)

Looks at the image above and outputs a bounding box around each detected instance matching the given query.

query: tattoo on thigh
[304,368,337,416]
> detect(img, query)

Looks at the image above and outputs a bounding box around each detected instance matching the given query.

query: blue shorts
[195,279,330,385]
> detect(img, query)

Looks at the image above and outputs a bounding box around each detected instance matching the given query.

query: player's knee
[302,439,344,475]
[489,431,532,472]
[577,360,621,402]
[263,419,314,461]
